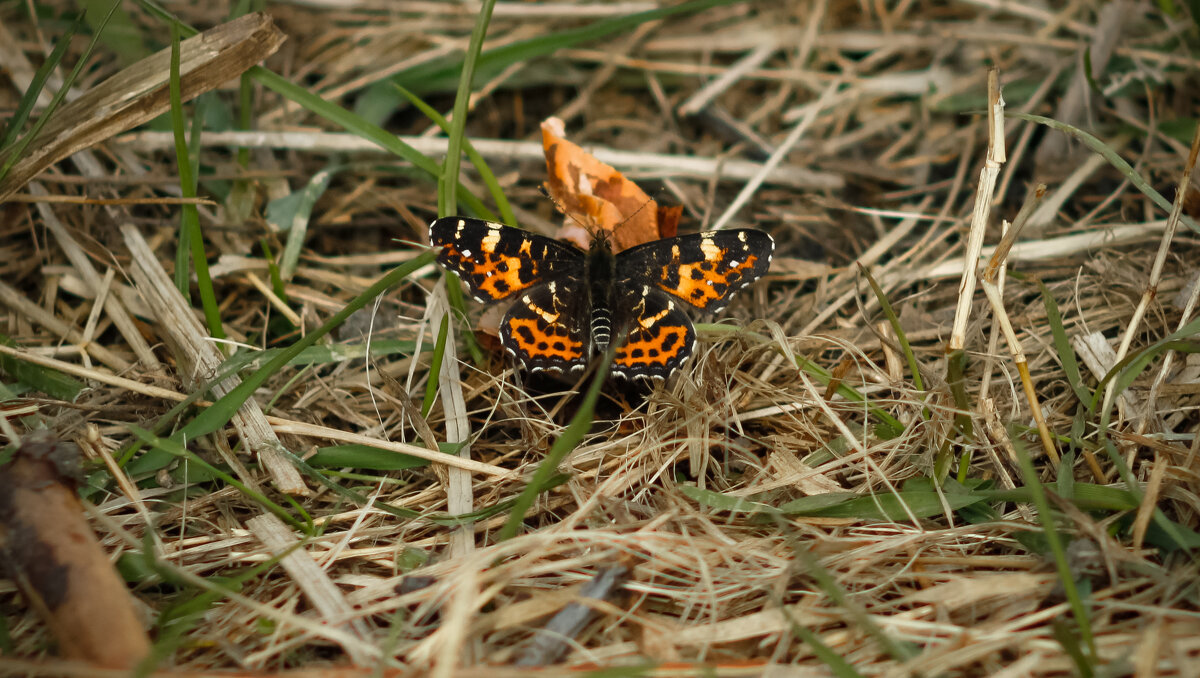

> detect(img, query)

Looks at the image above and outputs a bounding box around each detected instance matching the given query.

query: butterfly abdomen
[586,233,617,353]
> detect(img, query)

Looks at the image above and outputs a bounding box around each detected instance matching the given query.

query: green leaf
[0,335,84,401]
[266,166,338,280]
[678,485,774,514]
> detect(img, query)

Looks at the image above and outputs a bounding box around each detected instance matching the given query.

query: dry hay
[1,0,1199,676]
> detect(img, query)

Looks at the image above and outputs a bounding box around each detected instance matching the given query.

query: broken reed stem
[1139,121,1200,435]
[970,71,1059,465]
[980,273,1060,465]
[948,67,1005,352]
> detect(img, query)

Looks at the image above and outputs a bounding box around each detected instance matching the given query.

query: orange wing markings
[435,241,537,301]
[610,291,696,379]
[498,280,590,373]
[503,316,586,364]
[661,251,765,309]
[613,325,691,371]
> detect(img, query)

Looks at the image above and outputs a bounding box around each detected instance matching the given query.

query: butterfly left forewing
[429,217,583,303]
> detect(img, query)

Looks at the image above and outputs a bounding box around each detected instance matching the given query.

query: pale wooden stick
[246,513,374,665]
[122,224,308,495]
[115,130,844,190]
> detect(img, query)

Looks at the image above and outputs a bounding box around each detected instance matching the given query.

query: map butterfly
[429,217,774,379]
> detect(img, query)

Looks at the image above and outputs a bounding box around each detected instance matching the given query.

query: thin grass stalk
[980,185,1059,465]
[1138,121,1200,434]
[1009,430,1097,661]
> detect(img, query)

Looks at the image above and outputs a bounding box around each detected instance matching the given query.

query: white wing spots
[460,249,473,258]
[480,227,502,254]
[699,236,721,261]
[638,307,671,329]
[727,259,740,267]
[671,244,681,259]
[530,301,559,324]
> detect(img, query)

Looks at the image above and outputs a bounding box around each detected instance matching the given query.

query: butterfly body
[429,217,773,379]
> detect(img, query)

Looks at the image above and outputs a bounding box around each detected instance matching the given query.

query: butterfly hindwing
[429,217,582,303]
[498,278,591,374]
[616,229,774,312]
[609,285,697,380]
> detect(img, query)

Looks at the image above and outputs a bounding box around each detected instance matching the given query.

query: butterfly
[429,217,773,379]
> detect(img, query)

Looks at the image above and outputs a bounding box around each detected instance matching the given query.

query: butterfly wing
[429,217,583,302]
[616,229,774,312]
[608,285,696,380]
[498,278,591,374]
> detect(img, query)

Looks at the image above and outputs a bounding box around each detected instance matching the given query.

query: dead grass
[1,0,1199,676]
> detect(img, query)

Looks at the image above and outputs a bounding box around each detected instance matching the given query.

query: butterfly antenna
[539,184,673,241]
[538,184,595,237]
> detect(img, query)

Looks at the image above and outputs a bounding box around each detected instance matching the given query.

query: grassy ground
[1,0,1199,675]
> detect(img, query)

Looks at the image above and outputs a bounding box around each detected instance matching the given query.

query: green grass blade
[1009,429,1096,659]
[0,0,122,183]
[0,335,84,401]
[394,0,742,94]
[394,84,516,226]
[305,444,429,471]
[498,360,611,542]
[422,313,450,418]
[1009,111,1200,234]
[168,25,224,341]
[1037,279,1092,404]
[247,66,496,222]
[441,0,496,218]
[176,251,435,443]
[0,15,80,149]
[127,425,304,531]
[266,166,337,281]
[858,264,923,390]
